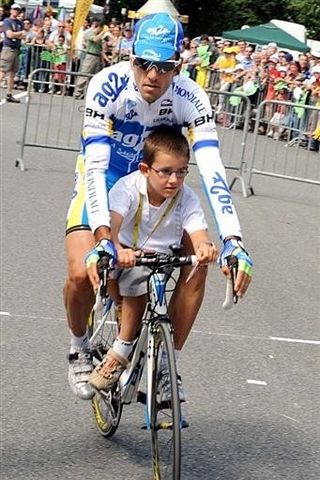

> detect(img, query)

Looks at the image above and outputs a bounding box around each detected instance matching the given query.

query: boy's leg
[89,295,147,391]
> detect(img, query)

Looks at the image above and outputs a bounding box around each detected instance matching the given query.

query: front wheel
[150,319,181,479]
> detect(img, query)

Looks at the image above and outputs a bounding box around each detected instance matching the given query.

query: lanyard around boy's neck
[132,192,179,250]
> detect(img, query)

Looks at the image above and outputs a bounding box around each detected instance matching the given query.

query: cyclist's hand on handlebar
[219,238,253,298]
[196,241,218,265]
[85,239,117,290]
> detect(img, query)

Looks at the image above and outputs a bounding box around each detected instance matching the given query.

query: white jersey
[82,61,241,240]
[109,171,208,253]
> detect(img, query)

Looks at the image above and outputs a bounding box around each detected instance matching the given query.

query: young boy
[89,127,218,398]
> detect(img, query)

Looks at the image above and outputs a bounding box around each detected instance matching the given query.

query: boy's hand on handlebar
[117,248,140,268]
[219,238,253,298]
[196,241,218,265]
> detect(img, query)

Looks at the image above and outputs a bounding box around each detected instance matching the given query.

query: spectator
[240,45,254,70]
[211,46,237,115]
[195,34,213,88]
[30,28,50,93]
[0,3,25,103]
[52,33,68,95]
[181,36,191,61]
[267,42,278,60]
[15,17,35,89]
[298,54,311,80]
[47,21,71,50]
[114,24,134,62]
[108,24,122,64]
[235,39,247,62]
[74,18,91,67]
[73,20,108,99]
[181,40,200,81]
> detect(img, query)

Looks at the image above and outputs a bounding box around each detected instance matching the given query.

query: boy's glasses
[132,55,181,74]
[150,167,189,178]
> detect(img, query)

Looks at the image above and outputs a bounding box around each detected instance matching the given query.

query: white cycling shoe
[68,350,95,400]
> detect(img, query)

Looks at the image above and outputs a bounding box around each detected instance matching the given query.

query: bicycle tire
[150,319,181,479]
[89,299,122,437]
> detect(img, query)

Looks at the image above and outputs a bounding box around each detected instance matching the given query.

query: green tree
[287,0,320,39]
[176,0,319,39]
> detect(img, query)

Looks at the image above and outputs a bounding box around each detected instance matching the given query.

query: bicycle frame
[119,269,173,412]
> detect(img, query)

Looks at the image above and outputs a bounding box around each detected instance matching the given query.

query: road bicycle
[88,245,237,479]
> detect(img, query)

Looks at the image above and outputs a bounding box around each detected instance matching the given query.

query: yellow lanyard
[132,192,179,249]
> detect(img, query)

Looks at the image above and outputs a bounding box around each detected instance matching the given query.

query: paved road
[1,93,320,480]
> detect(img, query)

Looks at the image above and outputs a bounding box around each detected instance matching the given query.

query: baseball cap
[11,3,21,9]
[134,12,184,61]
[312,65,320,74]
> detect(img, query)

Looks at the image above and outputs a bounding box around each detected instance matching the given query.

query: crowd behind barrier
[1,5,319,165]
[1,6,319,151]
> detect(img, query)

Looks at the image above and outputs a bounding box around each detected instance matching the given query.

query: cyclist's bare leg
[169,231,207,350]
[63,229,95,338]
[64,229,97,400]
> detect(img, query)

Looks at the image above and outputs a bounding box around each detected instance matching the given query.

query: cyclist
[64,12,253,401]
[89,127,218,398]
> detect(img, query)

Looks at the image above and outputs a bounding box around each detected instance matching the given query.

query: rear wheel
[91,387,122,438]
[89,298,122,437]
[150,319,181,479]
[88,297,119,364]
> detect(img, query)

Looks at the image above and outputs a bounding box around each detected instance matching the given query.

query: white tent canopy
[128,0,189,23]
[137,0,180,17]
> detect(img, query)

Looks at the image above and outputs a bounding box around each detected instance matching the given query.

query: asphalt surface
[1,91,320,480]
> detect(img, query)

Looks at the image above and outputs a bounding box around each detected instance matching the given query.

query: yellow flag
[72,0,94,50]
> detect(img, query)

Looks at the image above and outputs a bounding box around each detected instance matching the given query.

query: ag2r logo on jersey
[210,172,234,214]
[94,72,129,107]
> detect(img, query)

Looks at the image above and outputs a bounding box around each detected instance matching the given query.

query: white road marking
[192,329,320,345]
[269,336,320,345]
[281,414,300,423]
[246,379,267,386]
[3,314,320,346]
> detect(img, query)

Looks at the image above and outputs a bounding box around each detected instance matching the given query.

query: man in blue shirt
[0,3,25,102]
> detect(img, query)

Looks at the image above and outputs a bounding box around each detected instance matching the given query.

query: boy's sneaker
[89,349,128,391]
[68,350,95,400]
[158,370,186,404]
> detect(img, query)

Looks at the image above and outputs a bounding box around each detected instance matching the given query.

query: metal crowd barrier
[16,68,92,171]
[246,99,320,193]
[205,88,253,197]
[17,44,84,85]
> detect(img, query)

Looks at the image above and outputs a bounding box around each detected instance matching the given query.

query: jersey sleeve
[82,66,129,233]
[175,80,242,240]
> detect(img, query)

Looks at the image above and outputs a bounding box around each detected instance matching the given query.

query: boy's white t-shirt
[109,170,208,253]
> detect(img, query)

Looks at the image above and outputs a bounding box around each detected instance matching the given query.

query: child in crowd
[52,34,68,95]
[89,127,217,397]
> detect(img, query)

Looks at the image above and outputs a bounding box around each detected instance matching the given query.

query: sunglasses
[132,55,181,74]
